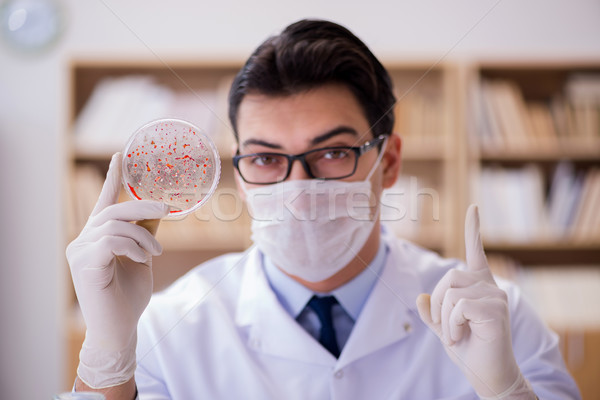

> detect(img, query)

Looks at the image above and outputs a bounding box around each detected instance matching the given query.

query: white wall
[1,0,599,398]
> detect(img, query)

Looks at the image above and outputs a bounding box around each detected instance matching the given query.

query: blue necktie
[307,295,340,358]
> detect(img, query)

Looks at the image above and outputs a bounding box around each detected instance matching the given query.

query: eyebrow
[241,126,359,150]
[310,126,358,146]
[240,138,283,150]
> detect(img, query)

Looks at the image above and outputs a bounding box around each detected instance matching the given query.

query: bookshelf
[465,61,600,397]
[62,58,599,396]
[466,62,600,254]
[66,60,252,286]
[64,60,252,388]
[63,59,460,388]
[385,62,461,257]
[65,59,460,283]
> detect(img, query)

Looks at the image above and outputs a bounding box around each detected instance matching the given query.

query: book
[478,80,535,151]
[72,74,233,156]
[476,74,600,152]
[527,102,560,151]
[571,168,600,241]
[478,164,545,242]
[519,266,600,331]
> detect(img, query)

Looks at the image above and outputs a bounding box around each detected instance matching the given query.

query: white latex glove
[416,205,536,400]
[66,152,169,389]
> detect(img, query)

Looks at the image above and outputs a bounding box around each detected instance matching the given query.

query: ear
[381,133,401,189]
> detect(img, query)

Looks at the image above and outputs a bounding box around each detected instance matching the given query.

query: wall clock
[0,0,64,53]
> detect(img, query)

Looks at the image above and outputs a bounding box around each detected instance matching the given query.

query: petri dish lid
[122,118,221,217]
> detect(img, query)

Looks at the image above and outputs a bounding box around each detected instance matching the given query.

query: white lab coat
[136,231,580,399]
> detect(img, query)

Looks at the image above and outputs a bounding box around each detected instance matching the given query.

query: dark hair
[228,19,396,140]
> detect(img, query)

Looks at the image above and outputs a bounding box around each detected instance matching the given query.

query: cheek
[234,172,247,201]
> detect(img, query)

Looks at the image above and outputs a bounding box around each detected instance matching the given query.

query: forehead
[236,84,371,150]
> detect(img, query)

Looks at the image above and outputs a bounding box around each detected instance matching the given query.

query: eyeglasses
[233,135,386,185]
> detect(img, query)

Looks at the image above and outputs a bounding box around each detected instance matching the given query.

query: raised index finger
[464,204,488,272]
[90,152,123,217]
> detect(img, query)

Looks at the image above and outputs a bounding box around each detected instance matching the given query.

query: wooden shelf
[401,137,447,160]
[483,239,600,266]
[63,57,600,399]
[480,139,600,161]
[73,147,236,162]
[484,238,600,252]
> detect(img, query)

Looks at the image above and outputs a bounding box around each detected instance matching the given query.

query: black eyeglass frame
[233,134,387,185]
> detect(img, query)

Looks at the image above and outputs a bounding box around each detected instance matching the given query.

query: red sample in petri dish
[122,118,221,217]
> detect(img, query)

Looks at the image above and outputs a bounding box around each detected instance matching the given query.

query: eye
[322,148,350,160]
[249,154,281,167]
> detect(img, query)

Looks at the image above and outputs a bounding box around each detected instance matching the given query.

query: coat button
[334,370,344,379]
[404,323,412,333]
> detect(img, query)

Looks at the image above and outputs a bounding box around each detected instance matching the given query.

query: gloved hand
[66,152,169,389]
[416,205,536,399]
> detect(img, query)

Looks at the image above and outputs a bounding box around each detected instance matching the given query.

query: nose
[286,158,312,181]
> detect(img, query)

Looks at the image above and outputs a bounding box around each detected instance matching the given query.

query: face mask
[243,140,386,282]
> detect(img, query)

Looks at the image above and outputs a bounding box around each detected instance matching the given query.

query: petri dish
[122,118,221,217]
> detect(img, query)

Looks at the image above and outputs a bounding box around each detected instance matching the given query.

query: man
[67,19,580,399]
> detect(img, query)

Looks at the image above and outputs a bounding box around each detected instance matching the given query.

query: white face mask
[243,140,386,282]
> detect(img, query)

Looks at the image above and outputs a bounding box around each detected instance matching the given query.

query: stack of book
[381,175,444,248]
[73,74,235,157]
[518,265,600,332]
[476,162,600,243]
[394,91,444,148]
[487,253,600,333]
[474,74,600,153]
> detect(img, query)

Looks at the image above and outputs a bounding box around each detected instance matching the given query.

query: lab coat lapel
[235,248,335,366]
[337,235,423,368]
